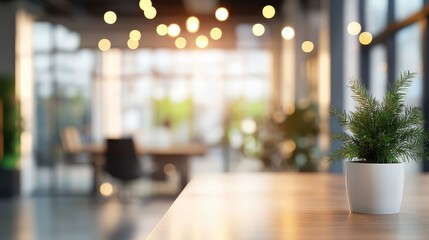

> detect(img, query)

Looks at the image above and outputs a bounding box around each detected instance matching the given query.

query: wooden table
[79,143,206,194]
[146,173,429,240]
[80,143,206,156]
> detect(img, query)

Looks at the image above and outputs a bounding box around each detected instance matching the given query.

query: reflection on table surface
[147,173,429,240]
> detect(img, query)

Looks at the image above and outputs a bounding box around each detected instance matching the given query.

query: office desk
[79,143,206,194]
[147,173,429,240]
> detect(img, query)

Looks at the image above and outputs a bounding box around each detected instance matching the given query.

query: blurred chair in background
[59,126,91,194]
[104,138,166,200]
[61,126,87,162]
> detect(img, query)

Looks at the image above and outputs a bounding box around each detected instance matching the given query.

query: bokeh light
[186,16,200,33]
[100,182,113,197]
[347,22,362,35]
[301,41,314,53]
[127,39,139,50]
[252,23,265,36]
[163,163,177,176]
[157,24,168,36]
[104,11,117,24]
[129,30,141,41]
[262,5,275,19]
[281,26,295,40]
[98,39,111,51]
[241,118,257,134]
[196,35,209,48]
[175,37,187,49]
[210,27,222,40]
[359,31,373,45]
[139,0,152,11]
[215,7,229,21]
[282,140,297,155]
[144,7,157,19]
[168,24,181,37]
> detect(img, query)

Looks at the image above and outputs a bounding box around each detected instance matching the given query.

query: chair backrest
[61,127,82,153]
[104,138,142,182]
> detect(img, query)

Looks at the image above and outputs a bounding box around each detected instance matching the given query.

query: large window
[369,45,387,100]
[363,0,427,172]
[33,22,273,192]
[92,49,271,146]
[34,23,92,167]
[395,23,423,106]
[395,0,422,21]
[365,0,388,35]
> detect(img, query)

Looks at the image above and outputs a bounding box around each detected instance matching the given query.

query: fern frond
[329,71,427,164]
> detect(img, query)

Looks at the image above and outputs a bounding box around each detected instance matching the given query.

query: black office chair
[104,138,166,198]
[105,138,142,182]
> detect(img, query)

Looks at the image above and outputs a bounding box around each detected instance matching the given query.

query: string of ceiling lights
[347,21,372,45]
[97,0,372,52]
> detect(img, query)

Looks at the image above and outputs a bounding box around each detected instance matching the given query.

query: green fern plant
[330,71,428,163]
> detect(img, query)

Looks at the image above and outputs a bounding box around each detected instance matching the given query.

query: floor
[0,196,174,240]
[0,148,264,239]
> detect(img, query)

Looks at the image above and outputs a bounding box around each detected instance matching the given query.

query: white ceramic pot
[345,161,404,214]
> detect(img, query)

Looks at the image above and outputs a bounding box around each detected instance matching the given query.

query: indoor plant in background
[0,77,21,197]
[330,71,428,214]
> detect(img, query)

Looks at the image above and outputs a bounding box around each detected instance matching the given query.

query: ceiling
[39,0,284,18]
[0,0,321,49]
[5,0,321,18]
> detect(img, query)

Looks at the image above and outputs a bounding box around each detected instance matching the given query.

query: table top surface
[146,173,429,240]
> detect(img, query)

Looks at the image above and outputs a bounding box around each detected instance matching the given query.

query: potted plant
[0,76,21,197]
[330,71,428,214]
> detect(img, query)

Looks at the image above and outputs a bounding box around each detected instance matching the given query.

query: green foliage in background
[253,101,321,172]
[330,71,428,163]
[226,98,267,130]
[226,98,268,157]
[153,97,193,129]
[279,103,320,171]
[0,76,21,170]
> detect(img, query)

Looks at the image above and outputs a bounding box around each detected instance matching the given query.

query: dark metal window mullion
[387,0,396,86]
[359,0,370,87]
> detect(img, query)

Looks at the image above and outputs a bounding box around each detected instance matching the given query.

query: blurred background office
[0,0,428,238]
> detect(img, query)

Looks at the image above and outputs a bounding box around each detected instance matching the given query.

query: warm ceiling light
[215,7,229,21]
[262,5,275,19]
[347,22,361,35]
[104,11,117,24]
[281,26,295,40]
[210,27,222,40]
[252,23,265,36]
[139,0,152,11]
[144,6,157,19]
[186,16,200,33]
[168,24,181,37]
[127,39,139,50]
[157,24,168,36]
[98,39,111,51]
[175,37,187,49]
[301,41,314,53]
[129,30,141,41]
[196,35,209,48]
[359,31,373,45]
